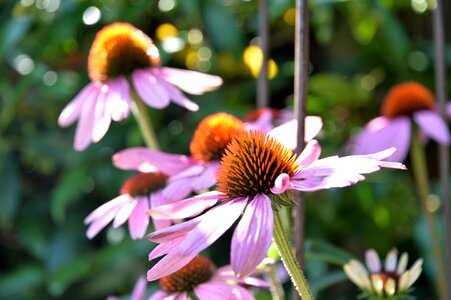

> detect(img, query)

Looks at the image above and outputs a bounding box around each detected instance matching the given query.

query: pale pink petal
[58,83,96,127]
[73,85,100,151]
[270,173,293,194]
[92,86,111,143]
[414,110,450,145]
[191,162,220,191]
[169,165,206,181]
[353,116,411,162]
[130,276,147,300]
[214,268,270,288]
[108,77,132,122]
[84,194,131,224]
[149,290,169,300]
[113,148,195,175]
[147,199,247,280]
[152,72,199,111]
[158,67,223,95]
[239,276,270,288]
[231,194,273,278]
[365,249,381,273]
[297,139,321,168]
[113,199,138,228]
[230,285,256,300]
[148,237,185,260]
[268,117,322,150]
[194,282,234,300]
[150,192,172,230]
[245,109,273,132]
[149,191,221,219]
[384,249,398,272]
[147,216,202,243]
[304,116,323,142]
[162,178,196,201]
[132,69,170,109]
[86,203,124,239]
[128,196,150,239]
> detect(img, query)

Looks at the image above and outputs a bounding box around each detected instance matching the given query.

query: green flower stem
[273,210,314,300]
[130,91,160,150]
[410,127,446,300]
[268,263,285,300]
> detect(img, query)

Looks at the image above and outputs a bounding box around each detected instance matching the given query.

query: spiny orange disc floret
[159,256,214,293]
[189,112,246,162]
[88,22,161,82]
[217,131,300,201]
[381,82,435,118]
[120,172,168,197]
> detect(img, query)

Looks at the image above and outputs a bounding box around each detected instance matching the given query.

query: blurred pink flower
[352,82,450,162]
[58,22,222,151]
[145,131,406,280]
[113,113,322,201]
[84,171,173,240]
[243,107,294,132]
[151,256,269,300]
[107,276,147,300]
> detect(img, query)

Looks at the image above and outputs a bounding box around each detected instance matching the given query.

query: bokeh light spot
[187,29,203,45]
[82,6,101,25]
[14,54,35,75]
[283,8,296,26]
[243,45,278,79]
[43,71,58,86]
[156,23,178,41]
[158,0,176,12]
[407,51,428,71]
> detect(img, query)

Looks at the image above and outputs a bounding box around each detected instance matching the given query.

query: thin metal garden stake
[293,0,309,299]
[257,0,269,108]
[432,0,450,299]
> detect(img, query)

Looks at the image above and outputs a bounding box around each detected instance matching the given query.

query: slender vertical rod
[293,0,309,299]
[432,1,450,299]
[257,0,269,108]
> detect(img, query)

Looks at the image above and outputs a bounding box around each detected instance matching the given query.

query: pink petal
[158,67,223,95]
[231,194,273,278]
[194,282,235,300]
[297,139,321,168]
[128,196,150,240]
[92,87,112,143]
[130,276,147,300]
[152,72,199,111]
[268,116,322,150]
[73,85,101,151]
[84,194,131,224]
[147,199,247,280]
[150,192,172,230]
[270,173,293,194]
[86,203,124,239]
[229,285,256,300]
[113,148,195,175]
[245,109,273,132]
[58,83,96,127]
[147,216,202,243]
[162,178,196,201]
[414,110,450,145]
[113,199,138,228]
[108,77,132,122]
[190,163,220,191]
[304,116,323,142]
[149,290,178,300]
[365,249,381,273]
[148,191,221,220]
[353,117,411,162]
[148,237,185,260]
[132,69,170,109]
[169,165,206,181]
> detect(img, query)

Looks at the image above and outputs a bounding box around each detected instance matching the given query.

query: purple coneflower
[58,22,222,151]
[113,112,323,201]
[352,81,450,162]
[145,131,406,280]
[84,171,173,240]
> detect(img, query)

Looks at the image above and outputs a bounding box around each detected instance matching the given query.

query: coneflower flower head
[344,248,423,299]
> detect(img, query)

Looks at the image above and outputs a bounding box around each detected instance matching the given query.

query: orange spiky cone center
[88,22,160,82]
[381,82,435,118]
[189,112,246,162]
[159,256,214,293]
[217,131,300,200]
[120,172,168,197]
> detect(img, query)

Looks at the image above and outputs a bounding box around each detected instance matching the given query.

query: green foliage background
[0,0,449,299]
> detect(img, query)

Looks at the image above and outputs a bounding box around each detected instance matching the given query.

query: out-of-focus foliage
[0,0,449,299]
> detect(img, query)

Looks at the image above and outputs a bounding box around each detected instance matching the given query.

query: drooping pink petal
[231,194,273,278]
[130,276,147,300]
[132,69,170,109]
[365,249,381,273]
[112,198,137,228]
[58,83,96,127]
[191,162,220,191]
[86,203,125,239]
[194,282,235,300]
[148,191,221,220]
[297,139,321,168]
[214,267,270,288]
[270,173,293,194]
[108,77,132,122]
[413,110,450,145]
[169,165,205,181]
[128,196,150,240]
[147,216,202,243]
[158,67,223,95]
[150,192,172,230]
[352,116,411,162]
[162,178,196,201]
[148,237,185,260]
[84,194,131,224]
[113,148,195,175]
[158,78,199,111]
[149,290,176,300]
[147,199,247,280]
[92,86,112,143]
[73,85,100,151]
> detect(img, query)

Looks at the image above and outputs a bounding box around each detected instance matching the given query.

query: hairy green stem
[130,91,160,150]
[268,262,285,300]
[410,127,446,300]
[273,210,314,300]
